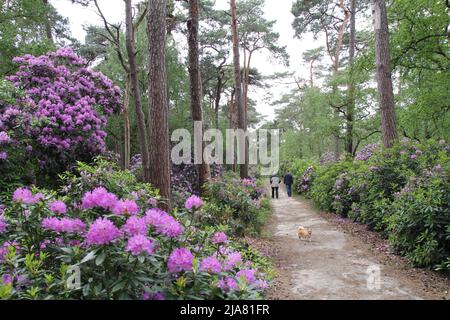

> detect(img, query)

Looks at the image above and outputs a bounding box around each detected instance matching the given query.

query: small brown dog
[297,226,312,241]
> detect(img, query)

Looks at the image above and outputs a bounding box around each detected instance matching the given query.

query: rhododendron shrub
[0,162,271,300]
[202,173,269,236]
[2,48,121,176]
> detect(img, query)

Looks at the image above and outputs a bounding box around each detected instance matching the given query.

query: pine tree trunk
[188,0,210,192]
[373,0,398,148]
[346,0,356,156]
[230,0,248,179]
[125,0,150,180]
[147,0,171,210]
[123,78,131,170]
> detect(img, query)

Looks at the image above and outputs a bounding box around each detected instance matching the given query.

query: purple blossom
[41,217,85,234]
[223,251,242,271]
[86,218,121,245]
[81,187,118,211]
[0,131,11,144]
[0,151,7,160]
[355,144,379,161]
[217,277,238,292]
[48,200,67,214]
[0,216,7,233]
[122,216,148,236]
[126,235,155,256]
[236,269,257,284]
[185,195,203,210]
[12,187,41,204]
[112,199,139,216]
[145,208,184,238]
[200,256,222,274]
[212,232,228,245]
[167,247,194,273]
[142,291,165,300]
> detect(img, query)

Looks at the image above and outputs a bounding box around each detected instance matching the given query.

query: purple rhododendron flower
[212,232,228,245]
[0,216,7,233]
[81,187,118,210]
[217,277,237,292]
[254,279,269,289]
[200,256,221,274]
[12,187,41,204]
[236,269,257,284]
[41,217,85,234]
[49,200,67,214]
[184,195,203,210]
[126,235,155,256]
[167,247,194,273]
[0,131,11,144]
[223,251,242,271]
[142,291,165,300]
[0,151,7,160]
[122,216,148,236]
[86,217,121,245]
[145,208,184,238]
[112,199,139,216]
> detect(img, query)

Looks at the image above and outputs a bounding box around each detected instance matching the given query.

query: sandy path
[266,186,449,300]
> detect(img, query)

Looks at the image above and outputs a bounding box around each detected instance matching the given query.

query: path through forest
[265,186,450,300]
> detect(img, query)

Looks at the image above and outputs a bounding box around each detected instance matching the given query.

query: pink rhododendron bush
[0,161,271,299]
[0,49,121,186]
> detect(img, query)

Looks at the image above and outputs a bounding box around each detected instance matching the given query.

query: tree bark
[187,0,210,192]
[147,0,171,210]
[230,0,248,179]
[125,0,150,180]
[373,0,398,148]
[123,77,131,169]
[345,0,356,156]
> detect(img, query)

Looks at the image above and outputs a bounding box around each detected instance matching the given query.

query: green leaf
[95,251,106,266]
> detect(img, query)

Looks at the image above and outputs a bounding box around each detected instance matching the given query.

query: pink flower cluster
[167,247,194,273]
[48,200,67,214]
[200,256,221,274]
[81,187,118,210]
[145,208,184,238]
[126,235,155,256]
[184,195,203,210]
[236,269,257,284]
[112,199,139,216]
[122,216,148,236]
[4,48,121,170]
[86,217,121,245]
[223,251,243,271]
[0,215,7,233]
[12,188,43,205]
[212,232,228,245]
[41,217,86,234]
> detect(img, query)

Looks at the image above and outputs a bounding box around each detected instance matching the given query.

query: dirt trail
[266,186,450,300]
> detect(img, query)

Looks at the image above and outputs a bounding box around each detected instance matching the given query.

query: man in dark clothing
[283,172,294,197]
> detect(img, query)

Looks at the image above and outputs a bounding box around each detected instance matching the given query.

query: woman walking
[270,173,280,199]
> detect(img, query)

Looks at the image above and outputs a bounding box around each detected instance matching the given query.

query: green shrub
[203,173,268,236]
[387,165,450,273]
[309,161,353,212]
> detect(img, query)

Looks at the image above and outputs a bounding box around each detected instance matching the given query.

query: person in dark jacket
[283,172,294,197]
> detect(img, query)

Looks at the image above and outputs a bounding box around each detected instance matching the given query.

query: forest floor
[258,186,450,300]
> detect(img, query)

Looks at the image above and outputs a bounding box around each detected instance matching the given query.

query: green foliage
[203,173,269,236]
[309,161,353,212]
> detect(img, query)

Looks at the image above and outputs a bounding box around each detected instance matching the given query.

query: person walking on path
[284,172,294,197]
[270,173,280,199]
